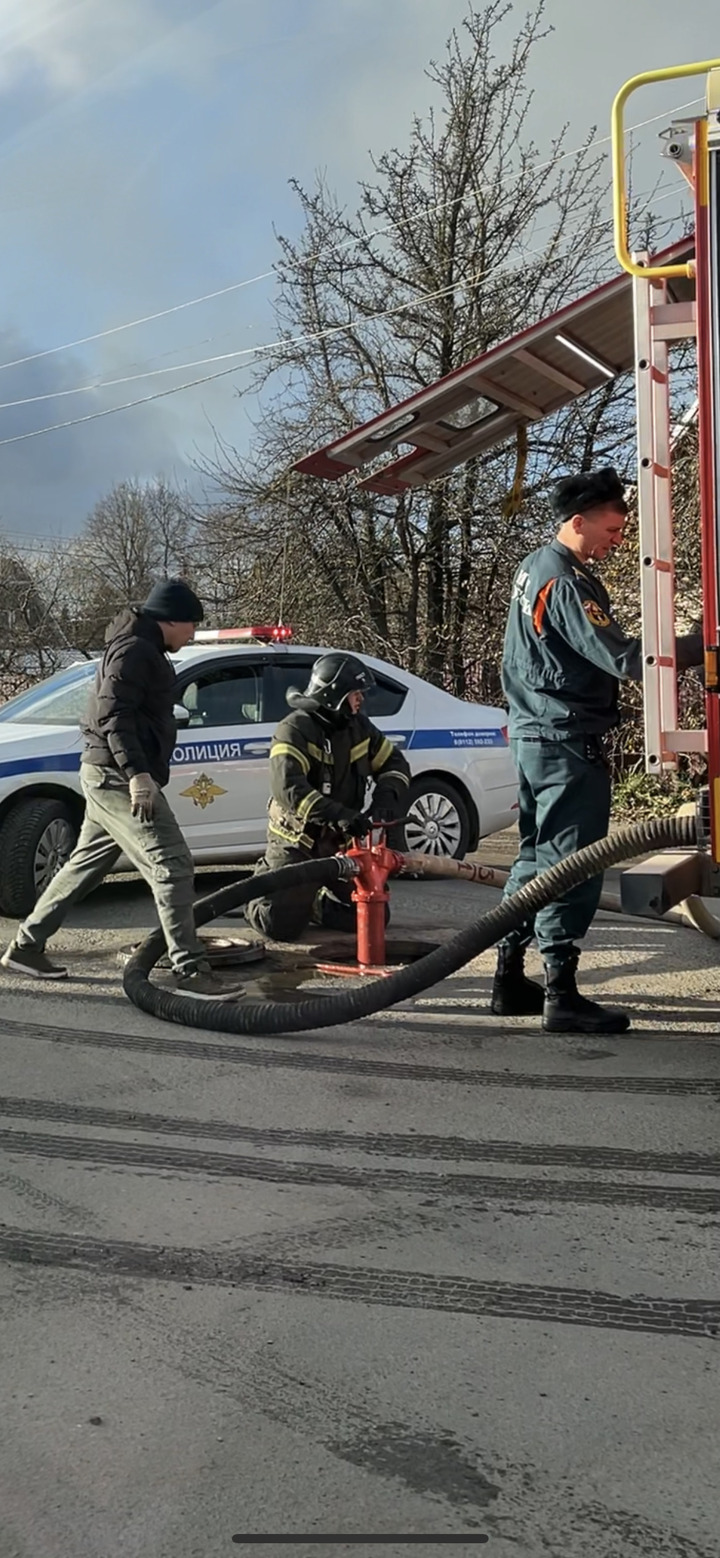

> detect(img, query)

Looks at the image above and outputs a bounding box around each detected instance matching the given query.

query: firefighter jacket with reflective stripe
[267,708,410,846]
[501,540,643,739]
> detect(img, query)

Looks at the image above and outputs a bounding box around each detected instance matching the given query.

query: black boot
[490,943,545,1016]
[311,887,357,933]
[542,948,630,1035]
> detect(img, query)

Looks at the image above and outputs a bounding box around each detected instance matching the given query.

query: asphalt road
[0,858,719,1558]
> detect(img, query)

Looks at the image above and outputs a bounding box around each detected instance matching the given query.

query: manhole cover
[117,935,267,969]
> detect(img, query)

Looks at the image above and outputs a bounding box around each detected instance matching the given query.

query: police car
[0,627,518,915]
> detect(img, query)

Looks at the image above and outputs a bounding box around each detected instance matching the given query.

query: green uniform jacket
[502,540,644,739]
[502,540,703,740]
[267,707,411,848]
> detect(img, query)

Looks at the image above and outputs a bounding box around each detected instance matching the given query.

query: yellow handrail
[612,59,720,280]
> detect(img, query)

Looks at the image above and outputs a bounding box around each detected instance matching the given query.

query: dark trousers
[500,736,612,967]
[245,836,356,941]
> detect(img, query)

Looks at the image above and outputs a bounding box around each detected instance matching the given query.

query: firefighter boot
[490,942,544,1016]
[542,947,630,1035]
[311,887,357,934]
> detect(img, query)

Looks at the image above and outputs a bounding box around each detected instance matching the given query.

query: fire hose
[404,849,717,931]
[123,811,698,1035]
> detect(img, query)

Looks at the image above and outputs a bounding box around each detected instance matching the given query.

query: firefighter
[245,653,411,940]
[491,467,704,1035]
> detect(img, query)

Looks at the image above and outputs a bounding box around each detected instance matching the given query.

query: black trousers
[245,836,356,941]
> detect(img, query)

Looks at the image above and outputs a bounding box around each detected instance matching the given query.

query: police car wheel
[402,779,472,859]
[0,797,77,917]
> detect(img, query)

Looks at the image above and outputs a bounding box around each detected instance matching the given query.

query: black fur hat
[550,467,627,523]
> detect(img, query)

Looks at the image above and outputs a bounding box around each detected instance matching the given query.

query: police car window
[0,664,95,725]
[263,660,407,721]
[263,661,315,724]
[179,666,261,728]
[362,675,407,717]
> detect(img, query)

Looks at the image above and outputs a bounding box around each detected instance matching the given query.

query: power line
[0,268,277,375]
[0,183,691,453]
[0,226,624,449]
[0,94,701,380]
[0,176,688,419]
[0,263,511,447]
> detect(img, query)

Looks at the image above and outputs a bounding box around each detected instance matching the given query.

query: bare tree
[0,542,72,697]
[201,1,648,689]
[63,478,199,648]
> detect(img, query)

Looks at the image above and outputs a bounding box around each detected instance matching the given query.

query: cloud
[0,0,712,546]
[0,326,204,538]
[0,0,167,92]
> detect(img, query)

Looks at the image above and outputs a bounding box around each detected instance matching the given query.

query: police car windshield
[0,662,95,725]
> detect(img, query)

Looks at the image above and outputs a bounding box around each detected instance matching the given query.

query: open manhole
[315,936,441,979]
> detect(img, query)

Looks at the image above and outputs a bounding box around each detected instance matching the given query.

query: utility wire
[0,176,688,419]
[0,95,701,378]
[0,193,691,451]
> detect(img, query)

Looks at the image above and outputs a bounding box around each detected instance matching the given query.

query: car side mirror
[174,704,190,726]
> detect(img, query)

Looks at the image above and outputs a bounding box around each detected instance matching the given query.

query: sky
[0,0,716,543]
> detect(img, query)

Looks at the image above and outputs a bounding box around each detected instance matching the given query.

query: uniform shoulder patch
[582,599,611,628]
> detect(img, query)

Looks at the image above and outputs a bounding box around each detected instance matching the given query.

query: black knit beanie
[142,578,204,623]
[550,467,627,523]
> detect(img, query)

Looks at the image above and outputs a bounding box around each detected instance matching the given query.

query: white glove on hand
[129,772,159,822]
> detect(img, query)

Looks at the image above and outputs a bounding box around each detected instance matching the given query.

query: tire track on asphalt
[0,1168,99,1229]
[1,1127,719,1211]
[2,1094,719,1178]
[3,1018,719,1096]
[1,1225,717,1339]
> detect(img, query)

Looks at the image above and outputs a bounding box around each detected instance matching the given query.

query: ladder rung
[663,730,708,754]
[650,301,696,326]
[652,321,697,341]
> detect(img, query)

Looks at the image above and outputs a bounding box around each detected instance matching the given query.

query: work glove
[370,789,401,824]
[342,811,375,840]
[129,772,159,822]
[676,630,705,672]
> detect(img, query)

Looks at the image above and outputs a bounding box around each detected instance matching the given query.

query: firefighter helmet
[289,653,375,715]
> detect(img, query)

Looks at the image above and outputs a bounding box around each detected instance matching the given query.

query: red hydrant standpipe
[317,829,406,977]
[351,835,406,971]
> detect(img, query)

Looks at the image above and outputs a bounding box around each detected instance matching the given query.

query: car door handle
[391,734,408,746]
[243,742,270,756]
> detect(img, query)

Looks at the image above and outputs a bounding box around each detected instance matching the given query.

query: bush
[612,768,700,820]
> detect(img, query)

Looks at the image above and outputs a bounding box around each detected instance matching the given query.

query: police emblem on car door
[179,773,227,809]
[168,661,270,851]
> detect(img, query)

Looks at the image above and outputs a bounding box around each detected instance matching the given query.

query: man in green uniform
[245,653,410,940]
[491,467,703,1035]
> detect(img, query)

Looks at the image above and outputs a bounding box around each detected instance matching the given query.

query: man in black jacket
[1,579,241,1002]
[245,652,411,940]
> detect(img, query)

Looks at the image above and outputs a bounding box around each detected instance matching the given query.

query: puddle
[141,935,440,1003]
[334,1422,500,1515]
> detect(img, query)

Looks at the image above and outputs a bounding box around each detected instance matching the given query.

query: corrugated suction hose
[123,813,698,1034]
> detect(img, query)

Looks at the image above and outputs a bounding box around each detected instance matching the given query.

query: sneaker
[174,969,245,1004]
[1,941,68,980]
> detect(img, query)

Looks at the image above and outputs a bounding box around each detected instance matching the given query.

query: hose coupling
[335,853,362,880]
